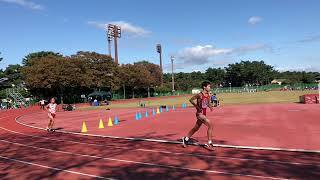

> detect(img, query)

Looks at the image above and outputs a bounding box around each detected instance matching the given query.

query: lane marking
[0,127,318,167]
[0,155,114,180]
[15,113,320,154]
[0,139,290,180]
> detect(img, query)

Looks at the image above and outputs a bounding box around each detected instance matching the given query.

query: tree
[22,54,88,103]
[205,68,226,85]
[1,64,24,88]
[0,52,3,63]
[129,63,152,97]
[276,71,319,84]
[22,51,63,66]
[23,51,121,103]
[225,61,275,86]
[0,52,3,79]
[71,51,119,90]
[119,61,162,98]
[134,61,162,97]
[134,61,162,87]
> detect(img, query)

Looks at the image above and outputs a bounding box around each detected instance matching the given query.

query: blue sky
[0,0,319,72]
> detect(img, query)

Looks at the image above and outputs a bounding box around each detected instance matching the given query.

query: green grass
[218,90,317,105]
[80,90,318,110]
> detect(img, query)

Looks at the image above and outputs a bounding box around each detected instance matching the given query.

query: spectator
[93,98,98,106]
[40,99,45,110]
[210,93,220,107]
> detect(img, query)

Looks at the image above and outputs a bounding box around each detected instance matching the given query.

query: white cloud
[87,21,151,37]
[0,0,44,10]
[234,43,273,53]
[177,43,271,65]
[177,45,232,64]
[87,21,105,29]
[275,56,320,72]
[297,35,320,43]
[276,65,320,72]
[248,16,262,25]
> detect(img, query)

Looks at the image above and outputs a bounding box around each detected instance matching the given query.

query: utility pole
[107,24,121,64]
[156,44,163,86]
[171,55,175,93]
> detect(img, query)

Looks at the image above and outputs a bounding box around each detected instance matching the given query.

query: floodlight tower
[107,24,121,64]
[156,44,163,86]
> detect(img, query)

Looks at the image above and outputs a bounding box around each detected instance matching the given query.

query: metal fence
[111,83,319,100]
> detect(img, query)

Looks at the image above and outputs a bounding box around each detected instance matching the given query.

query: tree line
[163,61,319,91]
[0,51,319,102]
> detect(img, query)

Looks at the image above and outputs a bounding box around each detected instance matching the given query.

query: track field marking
[0,139,290,180]
[0,127,318,167]
[0,155,115,179]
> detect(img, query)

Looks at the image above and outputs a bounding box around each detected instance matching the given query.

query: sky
[0,0,320,73]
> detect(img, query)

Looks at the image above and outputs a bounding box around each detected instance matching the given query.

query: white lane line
[1,126,318,166]
[136,148,320,166]
[0,139,290,180]
[0,155,114,180]
[15,112,320,154]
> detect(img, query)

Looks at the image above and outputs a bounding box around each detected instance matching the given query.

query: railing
[5,88,29,108]
[111,83,319,100]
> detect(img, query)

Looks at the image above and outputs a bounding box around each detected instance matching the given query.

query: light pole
[171,55,175,93]
[107,25,113,57]
[156,44,163,86]
[229,82,232,93]
[107,24,121,64]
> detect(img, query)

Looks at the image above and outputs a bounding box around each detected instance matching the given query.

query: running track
[0,108,319,180]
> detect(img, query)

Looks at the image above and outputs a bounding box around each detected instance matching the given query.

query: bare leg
[186,118,203,138]
[198,114,215,150]
[50,119,55,129]
[47,114,53,130]
[182,115,204,148]
[198,115,213,142]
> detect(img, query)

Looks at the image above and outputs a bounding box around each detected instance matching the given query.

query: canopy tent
[88,91,111,101]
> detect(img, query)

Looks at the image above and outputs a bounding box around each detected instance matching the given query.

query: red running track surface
[18,103,320,151]
[1,105,320,179]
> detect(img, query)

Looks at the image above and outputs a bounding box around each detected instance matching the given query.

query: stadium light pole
[156,44,163,86]
[171,55,175,93]
[107,24,121,64]
[107,25,113,57]
[114,25,120,64]
[107,31,112,57]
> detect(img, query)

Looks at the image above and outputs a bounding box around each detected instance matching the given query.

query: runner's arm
[189,94,202,112]
[45,104,50,112]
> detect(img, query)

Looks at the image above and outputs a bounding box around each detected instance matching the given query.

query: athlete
[46,98,57,132]
[182,81,215,150]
